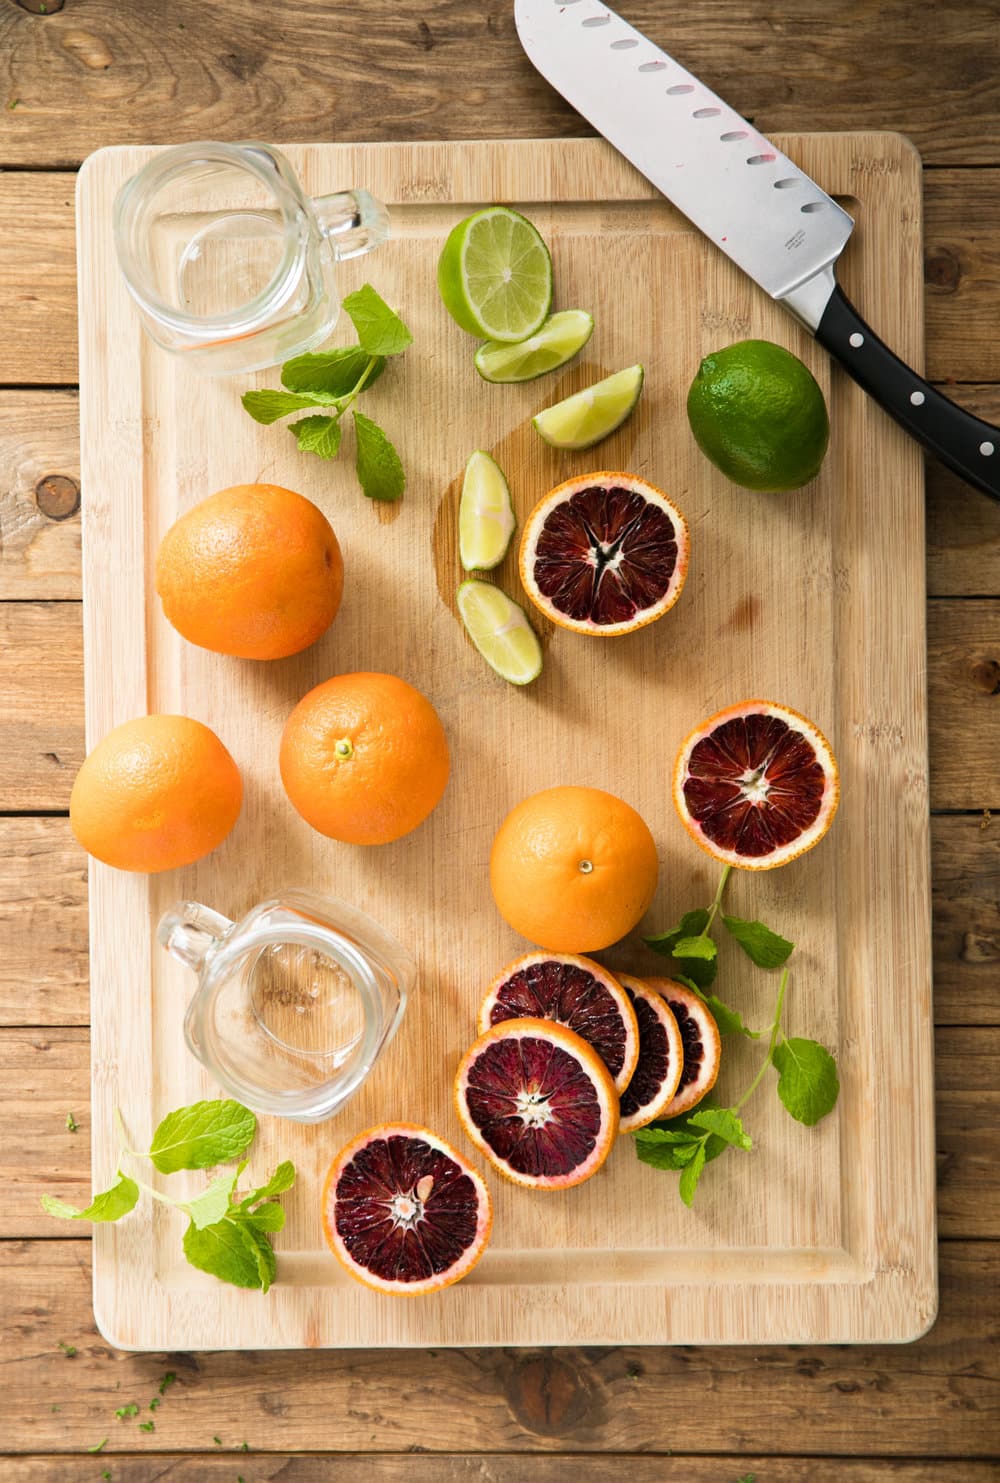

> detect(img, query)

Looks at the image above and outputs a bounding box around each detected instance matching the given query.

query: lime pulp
[532,364,644,451]
[459,451,516,572]
[437,207,552,343]
[474,310,595,383]
[457,580,543,686]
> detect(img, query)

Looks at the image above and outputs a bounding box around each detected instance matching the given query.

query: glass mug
[113,141,389,375]
[157,890,414,1123]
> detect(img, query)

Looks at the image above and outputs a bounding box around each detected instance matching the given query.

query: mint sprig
[41,1099,294,1293]
[242,283,410,501]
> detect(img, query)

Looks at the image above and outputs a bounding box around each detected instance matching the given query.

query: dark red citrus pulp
[620,985,674,1121]
[487,956,630,1083]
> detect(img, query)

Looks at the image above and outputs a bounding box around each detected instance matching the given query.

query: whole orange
[280,673,450,845]
[490,785,659,952]
[155,483,344,660]
[70,714,243,873]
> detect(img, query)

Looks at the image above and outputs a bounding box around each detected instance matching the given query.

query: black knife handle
[815,282,1000,502]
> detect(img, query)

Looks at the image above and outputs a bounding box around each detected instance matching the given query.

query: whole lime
[686,339,830,492]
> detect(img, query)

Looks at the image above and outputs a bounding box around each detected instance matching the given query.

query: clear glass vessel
[157,890,413,1123]
[113,141,389,375]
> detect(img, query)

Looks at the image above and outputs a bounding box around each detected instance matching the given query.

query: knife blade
[515,0,1000,501]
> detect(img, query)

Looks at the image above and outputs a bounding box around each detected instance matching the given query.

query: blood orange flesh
[674,700,839,870]
[479,952,639,1093]
[644,979,721,1118]
[455,1018,619,1189]
[519,473,689,636]
[616,973,684,1133]
[323,1123,492,1295]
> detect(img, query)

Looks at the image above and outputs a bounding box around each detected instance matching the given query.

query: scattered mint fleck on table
[87,1439,107,1454]
[241,284,411,501]
[115,1404,139,1421]
[58,1341,76,1357]
[65,1111,78,1132]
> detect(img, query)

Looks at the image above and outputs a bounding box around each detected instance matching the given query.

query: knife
[515,0,1000,501]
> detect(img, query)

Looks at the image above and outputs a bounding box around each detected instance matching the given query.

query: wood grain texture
[0,174,77,384]
[0,391,81,600]
[4,1025,992,1240]
[0,819,88,1027]
[931,814,1000,1025]
[3,1460,999,1482]
[0,1241,996,1454]
[1,0,999,167]
[3,387,995,603]
[928,602,1000,811]
[76,135,933,1349]
[0,602,82,810]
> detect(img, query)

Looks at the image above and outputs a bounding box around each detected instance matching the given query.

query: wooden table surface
[1,0,997,1476]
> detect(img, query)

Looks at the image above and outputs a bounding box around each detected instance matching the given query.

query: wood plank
[931,814,1000,1026]
[0,0,999,167]
[928,601,1000,811]
[5,1025,993,1240]
[5,168,1000,388]
[0,391,81,600]
[0,1241,995,1454]
[2,386,998,605]
[0,603,83,810]
[0,819,88,1027]
[2,1459,999,1483]
[9,600,999,817]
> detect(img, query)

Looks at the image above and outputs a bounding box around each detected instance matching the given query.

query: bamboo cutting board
[77,135,935,1349]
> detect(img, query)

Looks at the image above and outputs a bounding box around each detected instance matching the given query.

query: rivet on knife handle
[815,283,1000,502]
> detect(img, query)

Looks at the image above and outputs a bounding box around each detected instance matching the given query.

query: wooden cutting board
[77,134,934,1349]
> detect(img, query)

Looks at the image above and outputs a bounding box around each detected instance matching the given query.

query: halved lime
[459,451,516,572]
[438,207,552,343]
[457,580,543,686]
[474,310,595,383]
[532,364,644,451]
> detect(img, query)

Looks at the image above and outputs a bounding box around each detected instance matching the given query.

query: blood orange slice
[478,952,640,1094]
[674,700,839,869]
[644,979,721,1118]
[455,1017,619,1189]
[322,1123,492,1295]
[519,473,689,636]
[615,973,684,1133]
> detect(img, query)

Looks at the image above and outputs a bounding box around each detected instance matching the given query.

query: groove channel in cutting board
[77,136,934,1348]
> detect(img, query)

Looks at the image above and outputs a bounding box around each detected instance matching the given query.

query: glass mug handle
[158,900,233,974]
[313,189,390,262]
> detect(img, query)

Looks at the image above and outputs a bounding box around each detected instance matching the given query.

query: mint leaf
[672,935,716,961]
[678,1141,707,1207]
[699,992,760,1039]
[342,284,413,357]
[689,1107,753,1151]
[184,1163,245,1232]
[671,945,718,990]
[281,346,385,396]
[633,1127,702,1172]
[183,1216,270,1290]
[241,388,340,424]
[240,1221,277,1294]
[290,414,342,459]
[353,411,405,501]
[237,1160,296,1209]
[41,1171,139,1223]
[644,908,709,955]
[773,1038,840,1126]
[88,1439,108,1454]
[723,914,795,969]
[149,1099,256,1174]
[231,1200,285,1233]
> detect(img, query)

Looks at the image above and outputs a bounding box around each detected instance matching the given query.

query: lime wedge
[474,310,595,383]
[459,451,516,572]
[457,580,543,686]
[532,364,645,451]
[438,207,552,343]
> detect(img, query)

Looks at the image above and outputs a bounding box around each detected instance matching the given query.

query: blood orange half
[478,952,640,1094]
[322,1123,492,1295]
[674,700,839,870]
[615,973,684,1133]
[644,979,721,1119]
[455,1017,619,1189]
[519,473,689,636]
